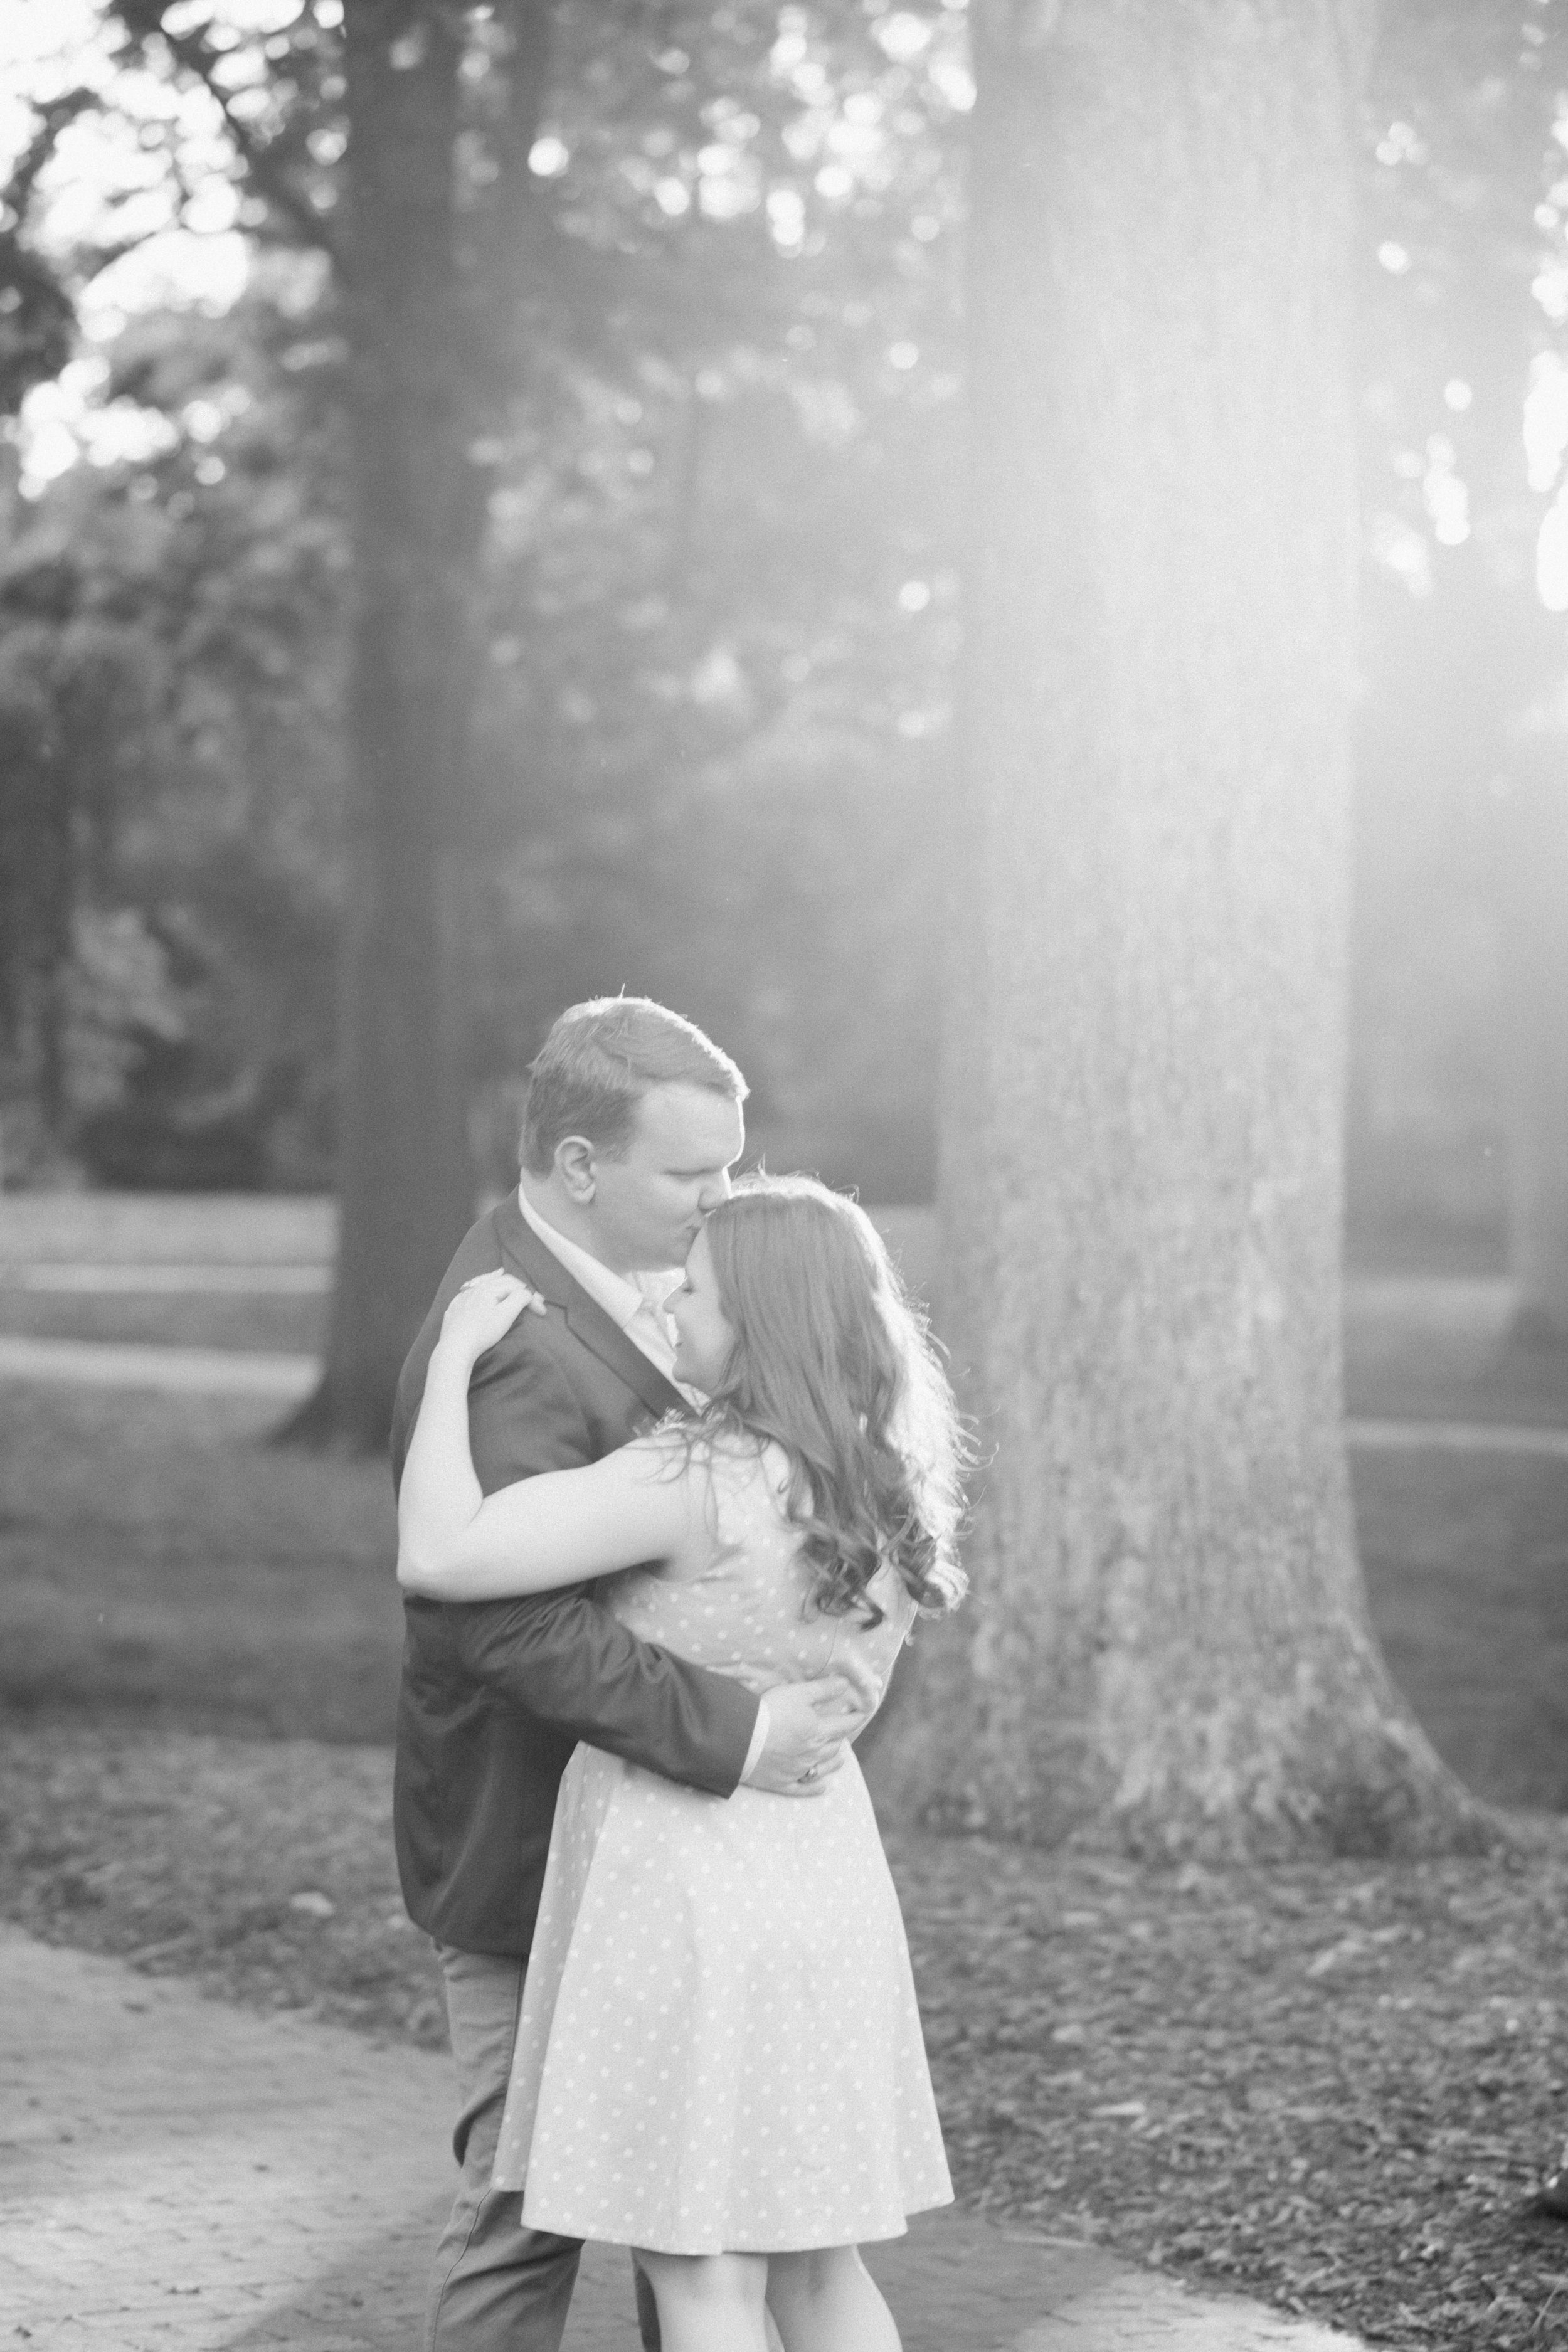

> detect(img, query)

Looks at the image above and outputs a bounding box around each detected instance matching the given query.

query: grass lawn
[1357,1451,1568,1811]
[0,1192,335,1262]
[0,1191,334,1353]
[0,1385,400,1741]
[1344,1282,1568,1430]
[0,1286,325,1352]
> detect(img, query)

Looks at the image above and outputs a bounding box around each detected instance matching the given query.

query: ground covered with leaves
[3,1725,1565,2349]
[895,1821,1568,2350]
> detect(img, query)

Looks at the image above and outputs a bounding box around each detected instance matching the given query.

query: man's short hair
[520,997,747,1175]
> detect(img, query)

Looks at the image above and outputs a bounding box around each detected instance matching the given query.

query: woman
[398,1174,966,2352]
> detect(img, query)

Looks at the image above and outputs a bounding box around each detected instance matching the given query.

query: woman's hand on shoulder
[437,1271,547,1365]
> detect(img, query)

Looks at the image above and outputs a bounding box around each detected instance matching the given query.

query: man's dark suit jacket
[389,1193,760,1958]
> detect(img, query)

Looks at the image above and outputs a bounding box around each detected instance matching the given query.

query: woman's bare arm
[395,1273,695,1599]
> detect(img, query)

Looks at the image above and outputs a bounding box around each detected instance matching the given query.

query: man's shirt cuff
[739,1698,771,1784]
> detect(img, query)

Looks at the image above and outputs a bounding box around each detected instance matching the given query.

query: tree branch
[109,6,344,271]
[1,90,98,223]
[71,221,189,289]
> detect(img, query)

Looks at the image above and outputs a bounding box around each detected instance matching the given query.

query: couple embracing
[392,995,967,2352]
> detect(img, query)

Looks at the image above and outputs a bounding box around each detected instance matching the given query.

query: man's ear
[554,1135,596,1203]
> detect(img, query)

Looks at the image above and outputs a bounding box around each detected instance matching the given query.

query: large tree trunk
[886,0,1489,1856]
[285,3,519,1450]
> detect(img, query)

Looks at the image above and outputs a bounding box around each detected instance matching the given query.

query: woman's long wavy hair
[686,1175,967,1624]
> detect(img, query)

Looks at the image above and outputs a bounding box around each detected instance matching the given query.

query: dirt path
[0,1924,1362,2351]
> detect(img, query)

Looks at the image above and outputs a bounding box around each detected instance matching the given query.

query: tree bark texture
[288,0,493,1449]
[1498,740,1568,1337]
[893,0,1488,1855]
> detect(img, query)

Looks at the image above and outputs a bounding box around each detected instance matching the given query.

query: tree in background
[458,0,968,1196]
[1,0,970,1443]
[0,101,77,416]
[0,281,345,1189]
[0,0,558,1443]
[0,85,125,1183]
[292,0,550,1445]
[111,0,556,1446]
[0,572,162,1179]
[887,0,1490,1857]
[1352,0,1568,1302]
[1,0,554,1441]
[8,0,1565,1430]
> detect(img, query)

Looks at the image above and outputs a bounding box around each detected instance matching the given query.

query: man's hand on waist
[741,1673,874,1798]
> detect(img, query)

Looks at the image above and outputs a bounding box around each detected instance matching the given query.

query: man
[391,996,861,2352]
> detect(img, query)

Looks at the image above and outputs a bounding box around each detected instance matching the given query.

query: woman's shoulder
[682,1425,795,1540]
[617,1420,775,1519]
[618,1417,751,1473]
[722,1431,797,1513]
[647,1416,777,1476]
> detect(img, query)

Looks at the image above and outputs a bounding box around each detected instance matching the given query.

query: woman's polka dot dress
[489,1437,954,2255]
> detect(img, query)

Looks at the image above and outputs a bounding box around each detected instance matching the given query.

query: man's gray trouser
[426,1942,660,2352]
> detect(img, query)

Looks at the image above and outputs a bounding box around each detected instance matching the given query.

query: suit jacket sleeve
[393,1234,759,1796]
[449,1584,756,1796]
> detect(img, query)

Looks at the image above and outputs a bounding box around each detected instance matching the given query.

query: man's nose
[697,1168,731,1212]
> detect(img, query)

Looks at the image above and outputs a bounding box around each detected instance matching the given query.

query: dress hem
[513,2188,955,2258]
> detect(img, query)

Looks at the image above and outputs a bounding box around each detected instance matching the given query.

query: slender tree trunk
[880,0,1490,1856]
[283,1,487,1449]
[1499,737,1568,1337]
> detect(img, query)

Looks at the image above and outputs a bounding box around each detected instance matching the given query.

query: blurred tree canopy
[0,283,344,1185]
[0,0,967,1211]
[1352,0,1568,1271]
[0,0,1564,1246]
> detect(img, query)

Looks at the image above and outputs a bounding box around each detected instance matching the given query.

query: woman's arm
[396,1272,694,1599]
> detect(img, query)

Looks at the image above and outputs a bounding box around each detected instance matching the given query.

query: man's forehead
[633,1081,743,1158]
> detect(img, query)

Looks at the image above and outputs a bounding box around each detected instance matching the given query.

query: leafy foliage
[1,3,1564,1209]
[0,233,77,419]
[1345,1,1568,1259]
[0,270,344,1184]
[1,2,970,1194]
